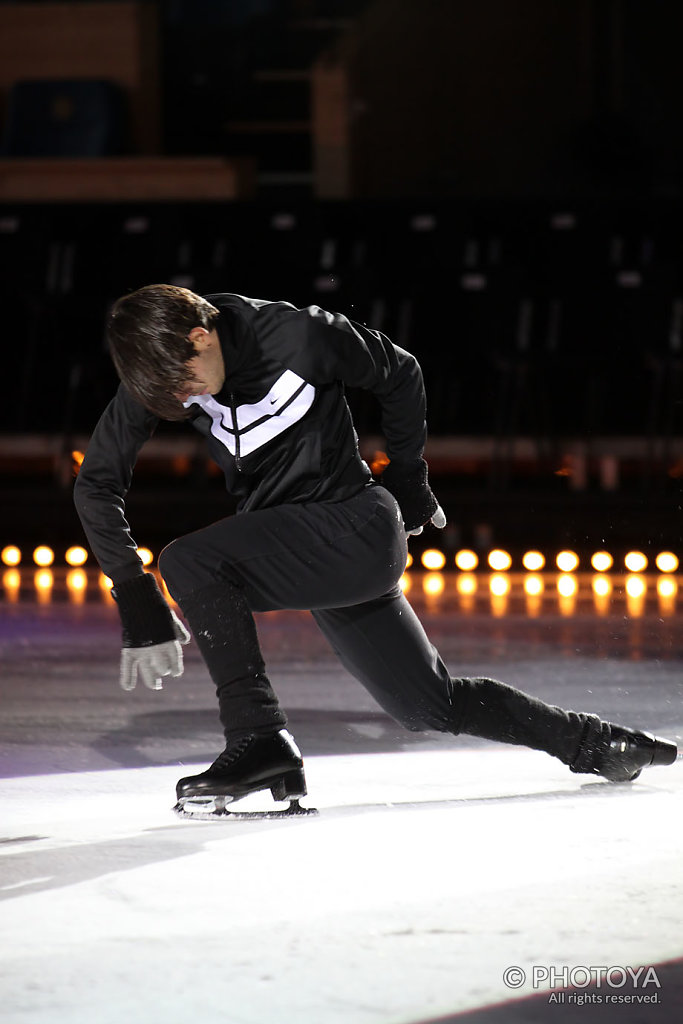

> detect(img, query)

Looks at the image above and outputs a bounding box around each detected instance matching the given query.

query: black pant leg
[313,590,602,767]
[312,587,457,733]
[158,487,407,740]
[180,580,287,741]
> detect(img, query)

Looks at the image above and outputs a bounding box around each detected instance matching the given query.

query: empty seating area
[2,198,682,445]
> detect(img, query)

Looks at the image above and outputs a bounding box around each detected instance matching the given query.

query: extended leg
[313,588,677,780]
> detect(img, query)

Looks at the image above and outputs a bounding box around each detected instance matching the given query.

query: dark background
[2,0,683,557]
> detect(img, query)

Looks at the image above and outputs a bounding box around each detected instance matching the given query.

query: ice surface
[1,750,682,1024]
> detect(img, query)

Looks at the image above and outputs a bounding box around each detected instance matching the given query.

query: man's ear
[188,326,210,349]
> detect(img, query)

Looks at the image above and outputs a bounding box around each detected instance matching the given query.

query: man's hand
[406,504,447,537]
[380,458,446,536]
[119,611,191,691]
[112,573,191,691]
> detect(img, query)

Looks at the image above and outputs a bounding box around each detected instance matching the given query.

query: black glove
[112,573,190,691]
[380,458,447,536]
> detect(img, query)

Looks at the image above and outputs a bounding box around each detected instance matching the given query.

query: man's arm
[74,383,190,690]
[73,382,159,584]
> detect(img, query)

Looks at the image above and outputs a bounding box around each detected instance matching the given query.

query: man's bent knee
[158,535,217,602]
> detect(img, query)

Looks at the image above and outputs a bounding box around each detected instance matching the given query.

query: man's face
[176,327,226,402]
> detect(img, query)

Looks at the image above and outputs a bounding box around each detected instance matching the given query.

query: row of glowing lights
[1,545,154,568]
[2,545,680,575]
[404,570,678,604]
[4,567,676,610]
[413,547,680,574]
[1,550,678,613]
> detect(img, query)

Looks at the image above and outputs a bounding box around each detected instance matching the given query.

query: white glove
[119,611,191,691]
[406,504,447,537]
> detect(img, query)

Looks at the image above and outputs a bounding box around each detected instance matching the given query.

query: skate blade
[173,796,318,822]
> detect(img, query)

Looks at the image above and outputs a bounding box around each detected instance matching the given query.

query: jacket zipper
[230,393,242,471]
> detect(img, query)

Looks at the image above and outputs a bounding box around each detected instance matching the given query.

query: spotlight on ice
[456,572,477,596]
[592,575,612,597]
[423,572,445,596]
[557,573,578,597]
[489,573,511,596]
[67,568,87,602]
[625,574,646,599]
[34,568,54,603]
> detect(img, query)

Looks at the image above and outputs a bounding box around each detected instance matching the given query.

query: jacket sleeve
[73,383,159,584]
[257,302,427,463]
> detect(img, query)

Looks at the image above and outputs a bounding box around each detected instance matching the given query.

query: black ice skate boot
[573,725,678,783]
[174,729,317,820]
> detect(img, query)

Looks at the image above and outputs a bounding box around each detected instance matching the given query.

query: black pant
[159,485,603,769]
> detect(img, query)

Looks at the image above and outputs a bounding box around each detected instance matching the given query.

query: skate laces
[212,735,253,769]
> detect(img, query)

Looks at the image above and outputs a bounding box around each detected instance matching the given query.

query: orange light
[66,568,87,603]
[655,551,679,573]
[421,549,446,571]
[625,574,646,599]
[557,573,578,597]
[624,551,647,573]
[657,576,677,599]
[99,573,114,590]
[71,450,85,476]
[626,574,646,617]
[372,451,390,475]
[65,545,88,567]
[2,568,20,602]
[33,546,54,567]
[556,550,579,572]
[405,552,413,569]
[1,545,21,566]
[657,576,677,615]
[489,574,510,617]
[592,574,612,615]
[557,574,578,617]
[591,551,613,572]
[423,572,445,596]
[138,547,154,567]
[171,455,191,476]
[399,573,411,593]
[488,549,512,571]
[456,573,477,596]
[34,568,53,603]
[522,550,545,571]
[592,575,611,598]
[455,549,478,571]
[489,573,511,596]
[524,574,544,617]
[523,574,544,597]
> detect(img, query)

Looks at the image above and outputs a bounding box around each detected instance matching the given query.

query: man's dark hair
[106,284,220,420]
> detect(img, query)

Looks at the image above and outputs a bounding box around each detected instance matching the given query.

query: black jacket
[74,294,428,583]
